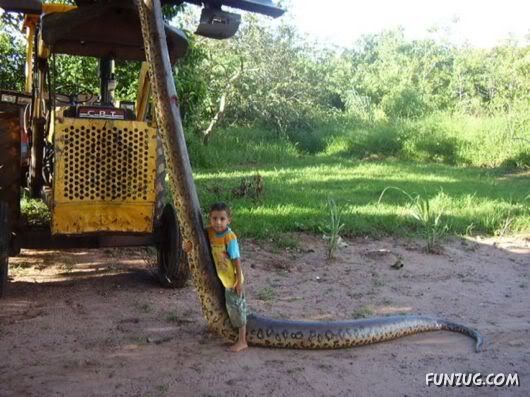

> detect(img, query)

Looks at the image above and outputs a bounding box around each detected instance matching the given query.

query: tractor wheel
[156,203,189,288]
[0,111,22,229]
[154,138,189,288]
[0,201,10,298]
[154,137,167,227]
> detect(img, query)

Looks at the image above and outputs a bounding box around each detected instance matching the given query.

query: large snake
[136,0,483,352]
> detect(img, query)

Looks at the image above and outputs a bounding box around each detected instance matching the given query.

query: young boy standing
[184,202,248,352]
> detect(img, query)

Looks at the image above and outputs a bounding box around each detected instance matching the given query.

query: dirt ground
[0,233,529,397]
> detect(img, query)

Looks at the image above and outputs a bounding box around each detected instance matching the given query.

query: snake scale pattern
[136,0,483,352]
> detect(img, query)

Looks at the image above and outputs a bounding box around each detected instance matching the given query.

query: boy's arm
[233,258,244,296]
[226,236,243,295]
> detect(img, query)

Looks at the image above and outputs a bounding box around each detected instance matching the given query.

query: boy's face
[209,210,230,233]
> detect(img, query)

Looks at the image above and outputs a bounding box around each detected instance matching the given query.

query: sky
[0,1,527,48]
[283,0,529,48]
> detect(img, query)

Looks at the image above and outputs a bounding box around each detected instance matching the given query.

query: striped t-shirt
[207,227,243,289]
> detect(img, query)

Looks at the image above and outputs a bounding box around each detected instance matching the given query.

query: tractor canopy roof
[41,0,188,63]
[1,0,284,62]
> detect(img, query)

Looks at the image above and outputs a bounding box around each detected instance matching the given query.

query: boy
[184,202,248,352]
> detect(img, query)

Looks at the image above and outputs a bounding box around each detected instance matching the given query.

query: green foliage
[189,106,528,169]
[346,29,529,120]
[400,117,458,164]
[343,124,403,159]
[320,198,345,259]
[378,187,449,253]
[0,20,25,91]
[174,33,216,133]
[400,112,530,167]
[381,87,427,119]
[408,191,449,251]
[21,196,51,226]
[53,55,99,95]
[256,286,275,301]
[176,16,351,140]
[451,43,530,114]
[186,126,299,169]
[352,305,374,319]
[283,123,327,154]
[344,90,377,122]
[347,29,455,117]
[226,21,337,134]
[49,55,142,102]
[115,61,142,101]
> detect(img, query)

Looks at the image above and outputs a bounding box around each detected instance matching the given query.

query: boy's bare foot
[228,341,248,353]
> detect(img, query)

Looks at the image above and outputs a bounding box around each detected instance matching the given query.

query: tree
[0,20,25,91]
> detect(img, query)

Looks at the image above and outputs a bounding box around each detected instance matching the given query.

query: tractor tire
[0,201,10,298]
[154,137,167,226]
[0,111,22,229]
[156,203,189,288]
[154,138,189,288]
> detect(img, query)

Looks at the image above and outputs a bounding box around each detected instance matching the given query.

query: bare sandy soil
[1,233,529,397]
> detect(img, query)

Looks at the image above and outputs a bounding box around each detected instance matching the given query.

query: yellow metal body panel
[41,4,77,14]
[52,117,158,235]
[136,62,151,121]
[23,4,77,28]
[24,25,35,93]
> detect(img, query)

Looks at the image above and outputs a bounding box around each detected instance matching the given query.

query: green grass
[352,305,375,319]
[192,153,529,239]
[256,286,276,301]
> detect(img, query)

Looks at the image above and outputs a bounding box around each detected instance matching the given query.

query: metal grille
[61,122,151,201]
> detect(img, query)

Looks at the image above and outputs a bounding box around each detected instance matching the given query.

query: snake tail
[247,314,483,352]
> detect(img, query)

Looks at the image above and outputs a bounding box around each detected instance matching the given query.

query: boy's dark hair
[209,202,231,217]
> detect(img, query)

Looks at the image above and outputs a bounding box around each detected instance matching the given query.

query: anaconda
[136,0,483,352]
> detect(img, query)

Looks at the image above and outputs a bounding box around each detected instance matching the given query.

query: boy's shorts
[225,288,248,329]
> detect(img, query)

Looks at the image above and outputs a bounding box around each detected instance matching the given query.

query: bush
[501,149,530,169]
[381,88,428,120]
[413,136,458,164]
[344,90,377,123]
[285,127,327,154]
[187,127,300,169]
[447,112,530,167]
[401,119,458,164]
[398,112,530,167]
[284,111,360,155]
[344,124,403,159]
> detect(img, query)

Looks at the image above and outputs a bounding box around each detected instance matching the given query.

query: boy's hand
[182,240,193,253]
[234,280,243,297]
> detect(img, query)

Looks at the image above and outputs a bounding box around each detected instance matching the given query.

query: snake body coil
[137,0,483,352]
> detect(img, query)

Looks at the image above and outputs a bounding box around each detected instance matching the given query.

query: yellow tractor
[0,0,284,296]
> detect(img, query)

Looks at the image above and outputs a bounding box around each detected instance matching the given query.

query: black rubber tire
[154,136,189,288]
[0,201,10,298]
[157,203,189,288]
[0,111,22,229]
[154,136,167,225]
